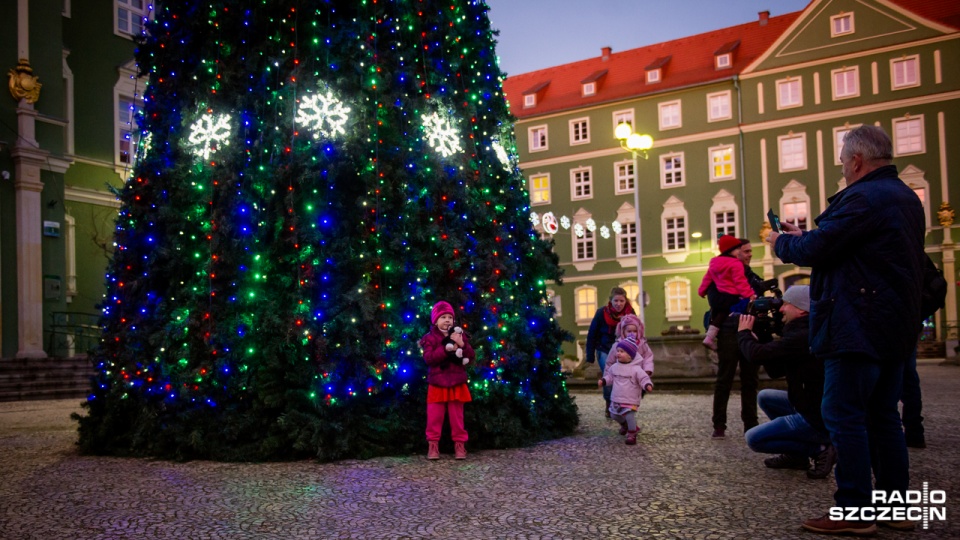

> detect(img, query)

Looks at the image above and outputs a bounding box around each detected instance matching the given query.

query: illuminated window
[665,277,692,321]
[529,174,550,205]
[575,286,598,324]
[709,144,735,181]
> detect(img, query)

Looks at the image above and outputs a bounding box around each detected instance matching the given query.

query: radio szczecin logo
[829,482,946,529]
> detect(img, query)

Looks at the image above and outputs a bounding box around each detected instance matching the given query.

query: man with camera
[737,285,835,480]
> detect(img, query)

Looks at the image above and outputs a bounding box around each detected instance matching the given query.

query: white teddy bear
[444,327,470,365]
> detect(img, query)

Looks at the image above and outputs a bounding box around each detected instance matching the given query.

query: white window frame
[546,288,562,317]
[615,202,638,263]
[569,117,590,146]
[647,69,661,83]
[708,144,735,181]
[892,115,925,156]
[780,180,811,231]
[710,189,739,246]
[664,277,693,321]
[528,125,548,152]
[64,213,77,301]
[831,13,854,37]
[661,197,688,256]
[776,77,803,109]
[901,165,932,229]
[115,0,149,39]
[572,211,597,264]
[614,159,635,194]
[582,82,596,97]
[831,66,860,100]
[524,94,536,108]
[706,91,732,122]
[833,124,861,165]
[570,166,593,200]
[613,109,634,132]
[114,60,145,176]
[529,173,551,206]
[715,53,732,69]
[660,152,685,188]
[658,100,682,130]
[778,133,807,172]
[575,286,598,325]
[891,55,920,90]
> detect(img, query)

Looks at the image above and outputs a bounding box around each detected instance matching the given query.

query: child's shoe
[618,423,628,436]
[625,429,638,445]
[427,441,440,460]
[454,442,467,460]
[702,325,719,351]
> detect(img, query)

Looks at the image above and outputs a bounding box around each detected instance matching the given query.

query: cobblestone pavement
[1,361,957,539]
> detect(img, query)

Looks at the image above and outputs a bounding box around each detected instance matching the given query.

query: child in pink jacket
[698,235,756,350]
[599,339,654,445]
[606,314,654,377]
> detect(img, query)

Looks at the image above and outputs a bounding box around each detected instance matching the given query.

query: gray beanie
[782,285,810,312]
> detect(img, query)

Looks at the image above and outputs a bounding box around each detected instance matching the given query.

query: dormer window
[831,13,854,37]
[582,83,595,96]
[715,54,731,69]
[713,40,739,71]
[520,80,550,109]
[645,56,671,85]
[524,94,536,107]
[580,70,607,97]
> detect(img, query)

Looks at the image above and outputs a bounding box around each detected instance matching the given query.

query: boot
[454,442,467,460]
[702,325,719,351]
[427,441,440,460]
[625,429,638,445]
[807,445,837,479]
[764,453,809,470]
[618,423,628,436]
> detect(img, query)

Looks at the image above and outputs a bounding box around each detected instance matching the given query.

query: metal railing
[48,311,101,358]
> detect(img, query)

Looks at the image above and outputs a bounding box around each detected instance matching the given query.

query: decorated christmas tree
[75,0,578,461]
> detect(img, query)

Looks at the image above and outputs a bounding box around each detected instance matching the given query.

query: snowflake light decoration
[188,113,232,160]
[600,226,611,239]
[491,138,511,170]
[560,216,571,230]
[529,211,540,225]
[296,90,351,139]
[422,111,463,158]
[574,223,585,238]
[585,218,597,232]
[611,221,622,235]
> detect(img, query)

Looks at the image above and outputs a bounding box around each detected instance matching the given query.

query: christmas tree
[75,0,578,461]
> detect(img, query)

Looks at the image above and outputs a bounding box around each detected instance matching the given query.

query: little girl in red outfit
[419,301,474,460]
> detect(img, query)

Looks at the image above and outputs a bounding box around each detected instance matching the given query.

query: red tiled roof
[888,0,960,31]
[502,12,801,119]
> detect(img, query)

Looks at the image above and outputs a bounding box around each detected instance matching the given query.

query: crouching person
[737,285,836,479]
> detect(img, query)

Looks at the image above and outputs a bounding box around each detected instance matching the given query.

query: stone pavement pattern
[0,363,957,539]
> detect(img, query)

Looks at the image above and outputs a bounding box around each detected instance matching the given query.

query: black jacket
[738,316,825,433]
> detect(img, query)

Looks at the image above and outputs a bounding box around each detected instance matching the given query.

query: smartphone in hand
[767,208,783,233]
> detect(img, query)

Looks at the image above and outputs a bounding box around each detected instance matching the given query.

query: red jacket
[419,326,474,387]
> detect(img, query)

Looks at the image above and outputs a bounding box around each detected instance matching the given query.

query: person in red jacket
[419,301,475,460]
[698,235,757,350]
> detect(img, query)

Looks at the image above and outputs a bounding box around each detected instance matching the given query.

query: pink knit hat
[615,314,644,340]
[430,301,455,324]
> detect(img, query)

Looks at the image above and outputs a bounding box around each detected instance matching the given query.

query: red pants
[426,401,468,442]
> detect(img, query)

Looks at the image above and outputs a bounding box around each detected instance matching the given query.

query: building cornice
[65,186,121,208]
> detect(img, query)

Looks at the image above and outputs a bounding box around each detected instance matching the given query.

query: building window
[664,277,692,321]
[528,125,548,152]
[574,227,596,262]
[569,118,590,145]
[647,69,661,83]
[529,174,550,205]
[613,109,634,132]
[116,0,147,36]
[524,94,536,108]
[833,125,860,165]
[831,13,854,37]
[783,201,809,231]
[776,77,802,109]
[710,189,739,247]
[546,288,562,317]
[832,67,859,99]
[582,82,596,96]
[575,286,598,324]
[714,211,737,239]
[570,167,593,200]
[664,216,686,252]
[715,53,731,69]
[707,91,732,122]
[114,61,145,172]
[893,115,924,156]
[778,133,807,172]
[618,221,637,257]
[658,100,681,130]
[891,55,919,89]
[614,160,635,194]
[117,96,138,165]
[660,153,684,187]
[709,144,735,181]
[901,165,932,229]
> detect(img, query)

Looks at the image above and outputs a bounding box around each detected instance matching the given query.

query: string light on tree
[491,138,511,170]
[187,113,232,160]
[296,89,351,139]
[422,111,462,158]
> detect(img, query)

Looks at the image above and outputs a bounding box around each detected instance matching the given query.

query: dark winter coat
[738,316,826,433]
[773,165,926,362]
[419,326,474,387]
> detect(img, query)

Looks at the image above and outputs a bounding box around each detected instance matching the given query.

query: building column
[11,100,48,358]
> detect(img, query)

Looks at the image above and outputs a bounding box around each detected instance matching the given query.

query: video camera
[745,279,784,341]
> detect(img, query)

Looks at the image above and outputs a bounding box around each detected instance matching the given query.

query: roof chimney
[759,11,769,26]
[601,46,612,61]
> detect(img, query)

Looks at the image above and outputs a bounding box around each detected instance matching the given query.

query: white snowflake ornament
[611,221,622,235]
[560,216,571,230]
[574,223,585,238]
[296,90,351,139]
[600,226,611,239]
[529,212,540,225]
[585,218,597,232]
[422,111,462,158]
[188,113,232,160]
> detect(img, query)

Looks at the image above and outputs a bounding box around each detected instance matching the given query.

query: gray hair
[841,125,893,163]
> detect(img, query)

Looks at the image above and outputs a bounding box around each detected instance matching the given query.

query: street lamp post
[692,231,703,261]
[615,123,654,324]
